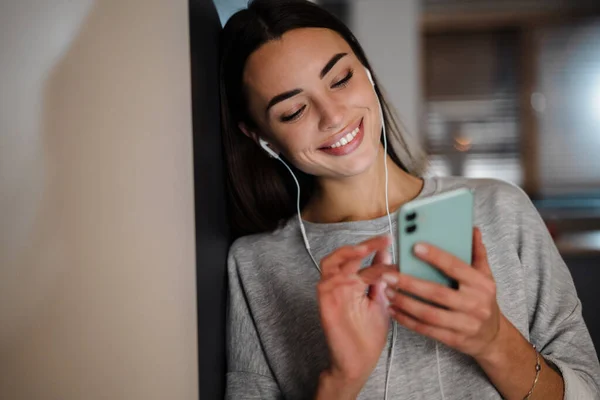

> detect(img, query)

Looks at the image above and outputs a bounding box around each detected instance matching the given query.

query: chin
[328,142,380,178]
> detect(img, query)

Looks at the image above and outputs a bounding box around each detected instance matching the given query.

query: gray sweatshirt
[226,176,600,399]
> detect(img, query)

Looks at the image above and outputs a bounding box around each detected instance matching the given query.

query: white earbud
[259,138,280,159]
[365,68,375,87]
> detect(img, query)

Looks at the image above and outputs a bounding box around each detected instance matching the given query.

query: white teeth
[328,126,360,149]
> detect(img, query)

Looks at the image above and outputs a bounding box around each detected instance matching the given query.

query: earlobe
[238,122,280,159]
[238,123,258,142]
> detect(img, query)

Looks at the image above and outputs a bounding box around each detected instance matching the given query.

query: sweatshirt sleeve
[514,186,600,399]
[225,243,282,400]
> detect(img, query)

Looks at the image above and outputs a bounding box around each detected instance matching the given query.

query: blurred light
[453,136,472,151]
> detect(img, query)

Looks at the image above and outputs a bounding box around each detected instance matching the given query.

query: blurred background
[216,0,600,350]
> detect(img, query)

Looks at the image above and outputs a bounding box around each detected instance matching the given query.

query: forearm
[315,370,362,400]
[476,315,564,400]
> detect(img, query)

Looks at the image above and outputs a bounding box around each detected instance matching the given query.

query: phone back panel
[397,188,474,287]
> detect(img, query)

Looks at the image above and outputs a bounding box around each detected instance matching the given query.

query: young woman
[219,1,600,399]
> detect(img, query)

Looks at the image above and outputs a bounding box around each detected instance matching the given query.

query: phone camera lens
[406,225,417,234]
[406,212,417,221]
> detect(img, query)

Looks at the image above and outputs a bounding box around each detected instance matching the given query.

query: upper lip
[318,118,363,149]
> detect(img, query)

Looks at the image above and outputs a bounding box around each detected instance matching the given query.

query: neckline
[290,176,438,235]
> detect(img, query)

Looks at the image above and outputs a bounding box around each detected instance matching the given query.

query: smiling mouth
[319,119,363,149]
[326,126,360,148]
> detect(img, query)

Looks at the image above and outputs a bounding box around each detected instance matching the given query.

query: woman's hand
[316,235,395,399]
[382,228,504,360]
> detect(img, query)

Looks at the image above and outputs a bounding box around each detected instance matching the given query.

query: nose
[317,96,346,132]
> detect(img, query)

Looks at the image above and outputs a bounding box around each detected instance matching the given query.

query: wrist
[315,369,363,400]
[475,314,513,367]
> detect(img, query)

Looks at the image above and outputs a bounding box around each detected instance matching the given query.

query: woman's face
[242,27,382,179]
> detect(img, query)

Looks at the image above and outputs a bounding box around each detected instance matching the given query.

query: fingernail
[379,283,390,307]
[385,287,395,298]
[414,244,428,256]
[384,253,392,265]
[382,273,398,285]
[356,245,367,252]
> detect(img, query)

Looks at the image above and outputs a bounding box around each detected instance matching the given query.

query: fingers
[339,257,366,276]
[412,242,478,286]
[320,235,392,279]
[391,274,471,313]
[386,289,480,333]
[357,258,396,309]
[317,273,366,303]
[372,247,392,265]
[367,280,390,310]
[357,264,398,286]
[320,246,368,279]
[389,308,461,347]
[379,227,501,357]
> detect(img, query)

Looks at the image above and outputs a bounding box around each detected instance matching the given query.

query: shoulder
[431,175,525,198]
[430,176,543,242]
[430,175,534,212]
[227,218,301,268]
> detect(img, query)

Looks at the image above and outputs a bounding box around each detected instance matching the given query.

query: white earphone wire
[436,341,446,400]
[378,84,396,400]
[275,157,321,272]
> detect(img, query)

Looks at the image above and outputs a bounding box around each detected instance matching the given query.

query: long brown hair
[220,0,427,239]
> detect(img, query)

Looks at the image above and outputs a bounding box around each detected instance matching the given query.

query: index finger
[320,235,392,278]
[412,242,479,286]
[358,264,399,285]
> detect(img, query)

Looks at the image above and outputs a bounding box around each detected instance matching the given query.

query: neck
[302,147,424,223]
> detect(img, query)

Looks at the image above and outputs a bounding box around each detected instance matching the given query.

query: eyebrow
[320,52,347,79]
[265,52,349,114]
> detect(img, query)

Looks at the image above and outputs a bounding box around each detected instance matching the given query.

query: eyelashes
[279,69,355,123]
[280,105,306,122]
[332,69,354,88]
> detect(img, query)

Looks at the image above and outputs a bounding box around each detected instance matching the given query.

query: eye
[332,69,354,89]
[280,105,306,122]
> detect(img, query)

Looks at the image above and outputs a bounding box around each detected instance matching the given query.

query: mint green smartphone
[397,188,474,289]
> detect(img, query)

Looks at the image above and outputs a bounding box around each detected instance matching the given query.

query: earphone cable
[275,157,321,273]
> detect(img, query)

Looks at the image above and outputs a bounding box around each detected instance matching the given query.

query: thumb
[371,235,393,265]
[372,248,392,266]
[368,280,390,311]
[358,264,397,286]
[359,264,397,307]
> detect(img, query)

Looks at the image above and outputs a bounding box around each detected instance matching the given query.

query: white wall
[350,0,421,139]
[0,1,198,399]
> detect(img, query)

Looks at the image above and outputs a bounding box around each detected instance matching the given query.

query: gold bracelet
[523,344,542,400]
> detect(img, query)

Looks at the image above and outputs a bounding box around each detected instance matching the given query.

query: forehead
[243,28,354,99]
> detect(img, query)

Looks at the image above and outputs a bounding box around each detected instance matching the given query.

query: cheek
[268,123,315,157]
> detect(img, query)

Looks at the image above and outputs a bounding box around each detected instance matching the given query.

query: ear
[238,122,281,157]
[238,122,260,144]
